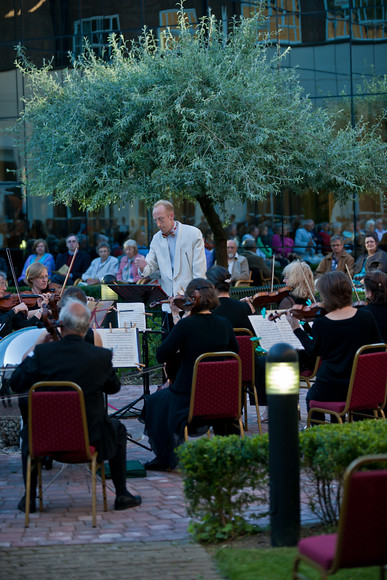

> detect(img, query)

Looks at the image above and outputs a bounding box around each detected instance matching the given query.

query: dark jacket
[55,251,91,281]
[10,334,120,460]
[354,249,387,275]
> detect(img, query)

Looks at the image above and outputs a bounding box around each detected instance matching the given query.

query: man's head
[66,234,79,253]
[60,286,87,307]
[59,299,90,337]
[152,200,175,235]
[242,239,256,251]
[330,235,344,257]
[304,220,315,231]
[97,243,110,261]
[227,240,238,258]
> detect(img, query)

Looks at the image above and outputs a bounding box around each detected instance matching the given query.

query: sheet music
[98,328,140,367]
[116,302,146,331]
[248,314,304,351]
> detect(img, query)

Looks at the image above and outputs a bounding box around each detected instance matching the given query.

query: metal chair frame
[234,328,262,434]
[184,351,244,441]
[307,344,387,427]
[26,381,108,528]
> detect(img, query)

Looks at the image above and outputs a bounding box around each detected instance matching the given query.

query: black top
[156,313,238,395]
[10,334,120,460]
[0,309,40,339]
[213,296,255,334]
[294,309,382,398]
[363,303,387,342]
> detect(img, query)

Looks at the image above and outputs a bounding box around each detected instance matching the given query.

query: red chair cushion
[309,400,346,413]
[298,534,337,570]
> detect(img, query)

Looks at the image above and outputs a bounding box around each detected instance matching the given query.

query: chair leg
[91,455,97,528]
[184,425,188,441]
[38,460,43,512]
[25,455,32,528]
[243,387,248,431]
[239,418,244,438]
[251,385,262,436]
[100,462,108,512]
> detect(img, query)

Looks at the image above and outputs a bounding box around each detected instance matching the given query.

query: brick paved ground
[0,383,315,578]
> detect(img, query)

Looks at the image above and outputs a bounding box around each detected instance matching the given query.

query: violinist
[286,271,382,418]
[363,271,387,341]
[24,263,52,320]
[279,260,315,309]
[0,271,42,338]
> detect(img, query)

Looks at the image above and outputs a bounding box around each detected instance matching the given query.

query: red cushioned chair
[25,381,108,528]
[184,352,244,441]
[307,344,387,426]
[293,454,387,579]
[300,356,321,390]
[233,328,262,434]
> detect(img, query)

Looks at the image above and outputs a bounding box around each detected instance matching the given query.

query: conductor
[134,200,207,315]
[11,299,142,514]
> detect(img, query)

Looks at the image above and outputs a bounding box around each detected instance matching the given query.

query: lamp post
[266,342,300,547]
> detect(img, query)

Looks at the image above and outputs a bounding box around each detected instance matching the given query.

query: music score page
[116,302,146,331]
[98,327,141,367]
[248,313,304,351]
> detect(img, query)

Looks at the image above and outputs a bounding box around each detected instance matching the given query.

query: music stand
[108,284,166,450]
[108,284,167,307]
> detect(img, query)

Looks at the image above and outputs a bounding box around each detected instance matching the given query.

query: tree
[14,2,386,265]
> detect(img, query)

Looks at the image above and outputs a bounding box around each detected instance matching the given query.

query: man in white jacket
[135,200,207,320]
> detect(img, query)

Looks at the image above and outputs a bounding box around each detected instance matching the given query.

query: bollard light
[266,343,300,547]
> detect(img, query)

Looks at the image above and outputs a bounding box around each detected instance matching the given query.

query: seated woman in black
[286,271,382,416]
[140,278,238,471]
[363,270,387,342]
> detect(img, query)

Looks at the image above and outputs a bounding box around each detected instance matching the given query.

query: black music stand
[108,285,166,450]
[108,284,167,307]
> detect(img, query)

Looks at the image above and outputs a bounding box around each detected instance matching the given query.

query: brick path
[0,384,315,578]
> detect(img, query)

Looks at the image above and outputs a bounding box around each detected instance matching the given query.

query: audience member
[81,242,119,284]
[116,239,142,283]
[18,239,55,284]
[354,233,387,278]
[294,220,317,262]
[256,224,273,259]
[52,234,91,285]
[240,239,271,284]
[226,239,249,284]
[317,222,331,255]
[375,219,385,242]
[315,235,354,279]
[271,224,294,259]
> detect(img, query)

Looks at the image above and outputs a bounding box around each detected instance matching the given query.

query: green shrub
[299,420,387,525]
[177,434,269,542]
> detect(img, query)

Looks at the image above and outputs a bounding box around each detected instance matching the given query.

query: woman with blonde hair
[116,239,142,283]
[25,262,52,320]
[279,260,315,309]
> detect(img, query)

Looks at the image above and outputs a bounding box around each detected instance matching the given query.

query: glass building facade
[0,1,386,272]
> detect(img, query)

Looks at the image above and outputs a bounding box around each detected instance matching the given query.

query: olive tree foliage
[14,2,386,264]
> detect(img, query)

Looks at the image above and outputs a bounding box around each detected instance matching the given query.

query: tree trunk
[197,193,228,268]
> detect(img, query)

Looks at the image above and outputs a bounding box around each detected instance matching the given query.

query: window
[158,9,197,49]
[73,15,120,59]
[241,1,302,44]
[326,1,386,41]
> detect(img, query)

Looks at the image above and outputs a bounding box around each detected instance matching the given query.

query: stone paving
[0,383,315,578]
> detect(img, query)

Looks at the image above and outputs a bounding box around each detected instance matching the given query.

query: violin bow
[6,248,23,305]
[270,256,275,293]
[59,246,78,299]
[345,264,360,302]
[298,260,316,302]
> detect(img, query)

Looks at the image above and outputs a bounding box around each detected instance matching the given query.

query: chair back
[188,352,241,423]
[233,328,254,384]
[28,381,92,462]
[334,454,387,569]
[346,344,387,412]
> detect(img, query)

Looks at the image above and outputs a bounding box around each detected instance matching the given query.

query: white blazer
[142,224,207,301]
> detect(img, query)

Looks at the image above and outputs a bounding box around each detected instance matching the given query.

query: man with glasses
[134,200,207,316]
[315,235,354,280]
[51,234,91,285]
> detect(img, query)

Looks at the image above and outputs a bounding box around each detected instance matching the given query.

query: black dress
[140,313,238,469]
[293,309,382,408]
[214,296,254,333]
[362,303,387,342]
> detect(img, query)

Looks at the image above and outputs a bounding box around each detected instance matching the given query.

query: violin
[0,293,42,311]
[267,302,327,323]
[250,286,292,310]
